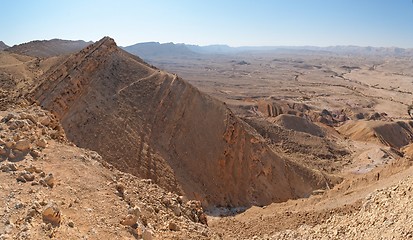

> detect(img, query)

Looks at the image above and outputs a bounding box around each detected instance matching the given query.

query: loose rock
[30,149,41,158]
[142,229,153,240]
[68,220,74,228]
[36,139,48,148]
[42,203,61,226]
[120,214,138,226]
[43,173,55,188]
[0,146,6,156]
[14,139,31,151]
[168,221,180,231]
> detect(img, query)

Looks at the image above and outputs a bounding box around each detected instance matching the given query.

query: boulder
[168,221,180,231]
[42,203,61,226]
[14,139,31,151]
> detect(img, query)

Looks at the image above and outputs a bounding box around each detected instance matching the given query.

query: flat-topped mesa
[33,36,334,208]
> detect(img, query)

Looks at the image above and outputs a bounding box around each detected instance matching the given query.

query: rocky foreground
[270,174,413,240]
[0,106,217,239]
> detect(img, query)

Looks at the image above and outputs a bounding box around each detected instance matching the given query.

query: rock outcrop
[0,106,217,239]
[338,120,413,149]
[273,114,325,137]
[271,176,413,240]
[32,37,332,208]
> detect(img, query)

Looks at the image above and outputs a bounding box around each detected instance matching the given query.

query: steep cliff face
[32,37,331,208]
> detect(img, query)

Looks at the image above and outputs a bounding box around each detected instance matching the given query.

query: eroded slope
[32,37,332,208]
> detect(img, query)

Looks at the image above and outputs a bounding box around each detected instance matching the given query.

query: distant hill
[123,41,413,59]
[187,44,413,56]
[5,39,92,57]
[186,44,237,54]
[320,45,413,56]
[123,42,199,60]
[0,41,9,50]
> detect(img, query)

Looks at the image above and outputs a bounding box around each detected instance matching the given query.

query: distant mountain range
[122,42,413,59]
[3,38,413,59]
[122,42,199,59]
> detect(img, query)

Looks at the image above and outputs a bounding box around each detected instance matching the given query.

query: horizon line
[3,37,413,50]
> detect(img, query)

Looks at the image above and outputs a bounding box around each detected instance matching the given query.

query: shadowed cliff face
[32,37,332,208]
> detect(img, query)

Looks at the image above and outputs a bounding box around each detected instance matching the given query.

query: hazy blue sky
[2,0,413,47]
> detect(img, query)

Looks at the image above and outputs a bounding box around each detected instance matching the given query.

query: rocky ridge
[1,36,413,239]
[31,37,334,208]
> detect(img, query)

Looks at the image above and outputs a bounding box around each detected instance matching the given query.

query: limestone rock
[16,175,26,183]
[23,172,35,181]
[39,172,55,188]
[20,113,37,124]
[25,165,41,173]
[115,183,125,196]
[168,221,180,231]
[39,116,51,126]
[36,139,48,148]
[120,214,138,226]
[5,140,14,149]
[14,139,31,151]
[42,203,61,226]
[128,206,141,218]
[142,229,153,240]
[171,205,181,217]
[43,173,55,188]
[8,150,16,159]
[0,146,6,155]
[68,220,74,228]
[30,149,41,158]
[26,208,38,221]
[1,163,17,172]
[17,171,35,182]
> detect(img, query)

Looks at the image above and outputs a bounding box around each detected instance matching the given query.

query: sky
[2,0,413,48]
